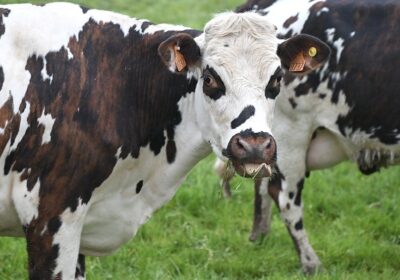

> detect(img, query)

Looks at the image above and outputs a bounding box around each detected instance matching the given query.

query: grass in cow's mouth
[0,0,399,279]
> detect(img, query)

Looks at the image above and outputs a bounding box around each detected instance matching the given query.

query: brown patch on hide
[309,1,326,14]
[0,95,14,156]
[283,14,299,29]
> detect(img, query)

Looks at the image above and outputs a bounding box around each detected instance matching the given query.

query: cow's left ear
[158,33,201,74]
[277,34,331,74]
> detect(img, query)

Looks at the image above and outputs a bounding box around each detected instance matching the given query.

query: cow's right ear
[277,34,331,75]
[158,33,201,74]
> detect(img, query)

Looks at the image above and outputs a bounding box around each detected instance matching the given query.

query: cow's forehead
[202,12,280,84]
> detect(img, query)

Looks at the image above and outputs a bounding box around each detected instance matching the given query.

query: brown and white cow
[216,0,400,274]
[0,3,329,279]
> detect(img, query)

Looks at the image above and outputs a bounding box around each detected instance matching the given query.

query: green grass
[1,0,242,29]
[1,0,400,279]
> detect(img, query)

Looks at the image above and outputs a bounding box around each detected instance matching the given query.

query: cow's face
[159,12,330,178]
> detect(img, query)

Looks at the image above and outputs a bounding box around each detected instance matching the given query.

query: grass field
[1,0,400,279]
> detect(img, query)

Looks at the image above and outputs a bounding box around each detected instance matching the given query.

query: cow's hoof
[248,227,269,242]
[302,260,323,275]
[221,181,232,198]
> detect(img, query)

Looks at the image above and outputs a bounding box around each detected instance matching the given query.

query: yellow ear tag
[174,46,186,72]
[308,47,317,57]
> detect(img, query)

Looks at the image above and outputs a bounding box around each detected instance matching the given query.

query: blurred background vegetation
[0,1,399,279]
[1,0,243,28]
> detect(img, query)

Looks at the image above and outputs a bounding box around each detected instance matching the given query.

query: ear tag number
[174,46,186,72]
[289,52,306,72]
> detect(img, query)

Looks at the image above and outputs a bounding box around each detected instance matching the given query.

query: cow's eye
[202,67,226,100]
[203,72,217,88]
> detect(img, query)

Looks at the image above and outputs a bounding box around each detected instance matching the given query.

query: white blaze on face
[197,12,280,154]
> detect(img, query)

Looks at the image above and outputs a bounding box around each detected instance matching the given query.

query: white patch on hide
[37,109,55,144]
[316,7,329,16]
[40,58,53,83]
[52,200,88,280]
[12,181,40,226]
[325,28,345,63]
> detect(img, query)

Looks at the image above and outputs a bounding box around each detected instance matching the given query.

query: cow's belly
[306,129,348,170]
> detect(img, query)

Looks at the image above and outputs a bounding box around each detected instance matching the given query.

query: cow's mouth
[231,161,273,178]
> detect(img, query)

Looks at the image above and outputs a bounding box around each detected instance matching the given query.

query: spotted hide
[215,0,400,274]
[0,3,330,279]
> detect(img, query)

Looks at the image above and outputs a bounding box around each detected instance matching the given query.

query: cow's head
[159,12,329,178]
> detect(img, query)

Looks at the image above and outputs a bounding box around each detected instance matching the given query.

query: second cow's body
[217,0,400,273]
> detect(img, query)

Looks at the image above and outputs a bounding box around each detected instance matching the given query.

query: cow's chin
[232,161,273,178]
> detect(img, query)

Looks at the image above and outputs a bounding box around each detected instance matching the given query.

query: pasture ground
[0,0,399,279]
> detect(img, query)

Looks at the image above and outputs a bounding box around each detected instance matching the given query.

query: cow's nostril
[236,138,245,150]
[265,139,272,150]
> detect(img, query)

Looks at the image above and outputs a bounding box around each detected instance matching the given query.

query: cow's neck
[136,91,211,195]
[80,92,211,256]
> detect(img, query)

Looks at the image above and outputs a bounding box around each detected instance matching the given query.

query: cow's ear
[277,34,330,74]
[158,33,201,73]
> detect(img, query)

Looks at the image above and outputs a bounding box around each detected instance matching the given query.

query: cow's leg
[268,117,322,274]
[268,170,321,274]
[249,178,273,241]
[24,203,88,280]
[25,204,87,280]
[14,182,88,280]
[75,254,86,280]
[214,158,235,198]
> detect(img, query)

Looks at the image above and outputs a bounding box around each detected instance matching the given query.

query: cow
[215,0,400,274]
[0,2,330,279]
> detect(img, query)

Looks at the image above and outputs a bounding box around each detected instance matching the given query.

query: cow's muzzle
[222,131,276,178]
